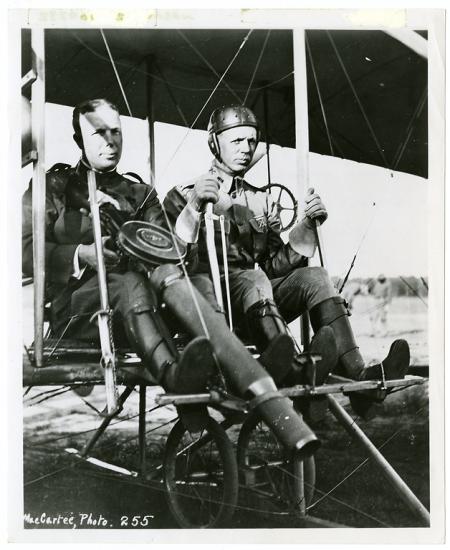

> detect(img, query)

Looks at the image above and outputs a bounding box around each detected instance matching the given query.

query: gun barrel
[150,264,319,457]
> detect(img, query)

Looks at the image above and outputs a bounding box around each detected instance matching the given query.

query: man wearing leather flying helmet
[164,105,411,415]
[23,98,323,455]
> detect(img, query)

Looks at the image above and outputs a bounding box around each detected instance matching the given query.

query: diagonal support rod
[327,394,430,526]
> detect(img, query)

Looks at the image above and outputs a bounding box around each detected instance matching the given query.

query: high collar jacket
[22,161,164,297]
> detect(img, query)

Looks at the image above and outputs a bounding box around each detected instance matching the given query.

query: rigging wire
[52,415,388,524]
[24,463,79,487]
[24,386,71,405]
[243,30,271,106]
[307,34,413,294]
[337,202,377,293]
[100,29,133,117]
[77,467,310,520]
[97,30,211,342]
[399,276,428,307]
[151,29,254,185]
[71,30,292,94]
[131,29,254,342]
[326,31,390,169]
[27,387,73,406]
[177,30,244,104]
[23,381,428,524]
[25,403,167,448]
[26,30,429,524]
[392,85,427,170]
[420,277,428,291]
[307,402,429,511]
[305,32,334,156]
[93,416,177,453]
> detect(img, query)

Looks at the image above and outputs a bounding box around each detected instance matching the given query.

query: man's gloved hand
[288,188,327,257]
[304,187,328,227]
[78,237,119,270]
[188,177,220,212]
[79,190,121,217]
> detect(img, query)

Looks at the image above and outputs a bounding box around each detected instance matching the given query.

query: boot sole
[170,336,217,394]
[384,339,410,380]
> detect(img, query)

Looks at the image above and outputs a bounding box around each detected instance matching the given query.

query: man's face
[79,105,123,172]
[216,125,257,174]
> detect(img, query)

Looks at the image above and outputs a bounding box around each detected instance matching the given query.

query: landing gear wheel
[237,411,316,515]
[163,416,238,528]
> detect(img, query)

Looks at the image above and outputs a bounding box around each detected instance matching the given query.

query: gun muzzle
[150,264,320,458]
[250,392,320,459]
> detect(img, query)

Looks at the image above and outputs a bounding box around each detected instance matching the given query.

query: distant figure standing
[370,274,392,337]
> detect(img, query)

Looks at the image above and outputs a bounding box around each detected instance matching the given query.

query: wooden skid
[23,350,425,408]
[65,448,139,477]
[23,355,157,386]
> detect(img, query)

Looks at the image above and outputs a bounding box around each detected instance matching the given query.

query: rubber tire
[163,416,238,528]
[237,411,316,512]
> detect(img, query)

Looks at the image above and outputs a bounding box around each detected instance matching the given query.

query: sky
[21,102,429,279]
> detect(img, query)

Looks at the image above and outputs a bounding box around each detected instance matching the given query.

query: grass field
[20,289,429,529]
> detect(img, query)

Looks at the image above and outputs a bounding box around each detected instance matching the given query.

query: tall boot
[150,264,321,459]
[245,299,294,383]
[309,296,410,382]
[246,299,335,386]
[124,306,216,394]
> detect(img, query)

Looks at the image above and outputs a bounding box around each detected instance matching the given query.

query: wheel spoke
[237,411,315,515]
[164,418,238,528]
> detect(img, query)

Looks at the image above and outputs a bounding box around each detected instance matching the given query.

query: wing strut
[30,28,46,367]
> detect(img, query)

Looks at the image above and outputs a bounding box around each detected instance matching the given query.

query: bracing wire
[243,30,271,106]
[150,29,254,188]
[72,30,290,94]
[392,85,427,170]
[131,29,254,345]
[338,202,377,293]
[25,404,166,448]
[307,403,429,512]
[98,29,211,341]
[25,29,430,525]
[100,29,133,117]
[306,31,400,294]
[399,276,428,307]
[36,27,254,360]
[177,30,244,105]
[305,32,334,156]
[326,31,390,169]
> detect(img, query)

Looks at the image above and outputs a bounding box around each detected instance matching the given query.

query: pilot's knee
[238,270,273,312]
[291,266,336,307]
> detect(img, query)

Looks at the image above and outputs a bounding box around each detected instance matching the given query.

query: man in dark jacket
[22,98,217,393]
[22,98,323,454]
[164,105,410,397]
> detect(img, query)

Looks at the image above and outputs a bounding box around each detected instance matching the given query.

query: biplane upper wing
[22,28,427,178]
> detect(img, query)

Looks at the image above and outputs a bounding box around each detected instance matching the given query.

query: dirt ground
[21,292,429,530]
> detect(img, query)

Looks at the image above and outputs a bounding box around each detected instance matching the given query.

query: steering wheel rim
[265,183,298,232]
